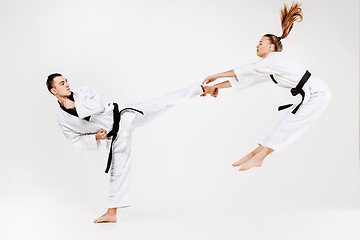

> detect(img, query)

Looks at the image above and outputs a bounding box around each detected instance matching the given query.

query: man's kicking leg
[128,81,205,126]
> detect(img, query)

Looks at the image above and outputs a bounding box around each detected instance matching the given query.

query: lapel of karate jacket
[58,92,91,121]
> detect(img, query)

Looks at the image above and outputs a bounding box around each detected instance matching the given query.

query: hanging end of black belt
[105,149,113,173]
[105,134,116,173]
[278,104,293,111]
[105,155,112,173]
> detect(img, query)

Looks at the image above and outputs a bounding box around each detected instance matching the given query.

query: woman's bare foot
[94,208,117,223]
[232,153,254,167]
[238,147,274,171]
[232,145,264,167]
[238,154,264,171]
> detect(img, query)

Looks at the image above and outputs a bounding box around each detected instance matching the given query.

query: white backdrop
[0,0,359,239]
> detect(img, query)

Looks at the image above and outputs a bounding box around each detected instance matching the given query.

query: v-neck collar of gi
[58,92,90,121]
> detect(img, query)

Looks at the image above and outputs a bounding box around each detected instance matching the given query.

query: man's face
[51,76,71,97]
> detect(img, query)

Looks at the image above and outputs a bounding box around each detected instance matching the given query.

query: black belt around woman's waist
[105,103,144,173]
[278,70,311,114]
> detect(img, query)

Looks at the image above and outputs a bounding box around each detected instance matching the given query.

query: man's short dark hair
[46,73,62,94]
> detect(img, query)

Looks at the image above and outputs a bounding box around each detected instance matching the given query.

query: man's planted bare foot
[201,85,218,97]
[94,208,117,223]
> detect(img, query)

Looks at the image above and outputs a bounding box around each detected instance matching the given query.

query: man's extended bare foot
[232,145,264,167]
[238,147,274,171]
[94,208,117,223]
[201,85,218,97]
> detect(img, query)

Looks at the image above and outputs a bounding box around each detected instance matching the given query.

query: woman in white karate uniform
[202,3,331,171]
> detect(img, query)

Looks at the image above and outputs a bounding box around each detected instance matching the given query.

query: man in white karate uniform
[47,73,216,223]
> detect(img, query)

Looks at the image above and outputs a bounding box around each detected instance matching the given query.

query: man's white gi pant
[107,82,203,208]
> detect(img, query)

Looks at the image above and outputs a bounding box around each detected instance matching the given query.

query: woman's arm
[202,70,236,85]
[214,80,231,89]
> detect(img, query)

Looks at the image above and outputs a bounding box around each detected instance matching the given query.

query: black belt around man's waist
[105,103,144,173]
[278,70,311,114]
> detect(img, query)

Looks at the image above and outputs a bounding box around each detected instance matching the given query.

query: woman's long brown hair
[264,2,303,52]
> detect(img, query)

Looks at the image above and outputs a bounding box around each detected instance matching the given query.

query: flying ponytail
[280,2,303,39]
[264,2,303,52]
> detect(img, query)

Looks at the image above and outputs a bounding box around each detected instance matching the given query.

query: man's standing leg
[94,113,135,223]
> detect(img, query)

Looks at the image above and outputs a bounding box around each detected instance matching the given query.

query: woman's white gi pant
[259,76,331,152]
[107,82,203,208]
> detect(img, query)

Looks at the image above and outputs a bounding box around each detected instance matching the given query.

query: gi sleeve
[59,123,101,150]
[74,87,105,119]
[229,60,271,91]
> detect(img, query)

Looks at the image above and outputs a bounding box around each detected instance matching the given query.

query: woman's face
[256,36,274,58]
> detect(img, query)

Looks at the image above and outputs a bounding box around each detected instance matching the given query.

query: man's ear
[50,88,57,95]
